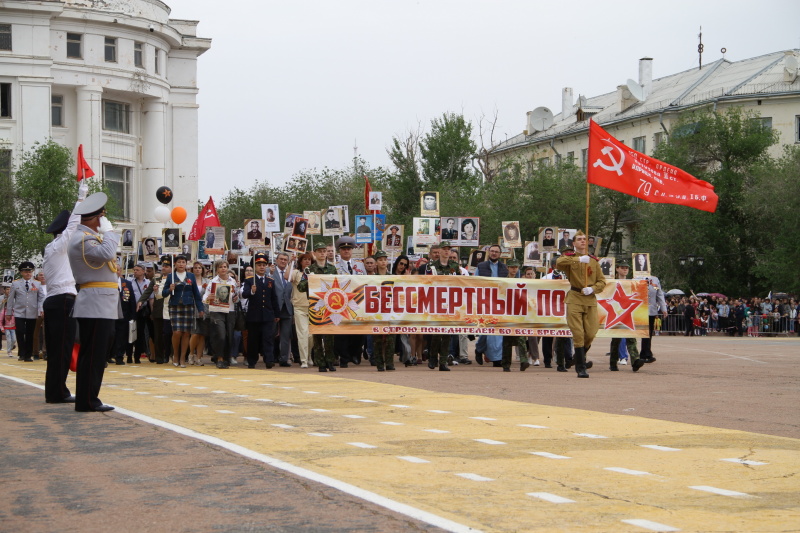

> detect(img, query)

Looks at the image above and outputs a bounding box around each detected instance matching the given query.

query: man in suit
[232,230,244,250]
[247,220,263,241]
[384,226,402,248]
[270,251,294,366]
[441,218,458,240]
[205,229,215,249]
[558,230,572,251]
[639,275,667,363]
[241,252,280,368]
[111,261,137,365]
[67,192,121,412]
[526,241,541,260]
[7,261,45,362]
[324,209,340,230]
[473,244,509,366]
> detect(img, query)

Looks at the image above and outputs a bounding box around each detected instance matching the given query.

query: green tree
[634,107,780,295]
[13,141,79,262]
[420,112,478,186]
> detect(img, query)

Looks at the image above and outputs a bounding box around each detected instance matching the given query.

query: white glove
[581,287,594,296]
[78,179,89,201]
[98,216,114,234]
[579,255,590,264]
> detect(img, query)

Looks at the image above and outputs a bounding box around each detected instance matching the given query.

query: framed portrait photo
[420,191,440,217]
[632,253,650,275]
[322,206,343,236]
[304,211,321,235]
[538,226,558,253]
[355,214,374,244]
[502,221,522,248]
[369,191,382,210]
[383,224,404,251]
[261,204,280,233]
[458,217,480,247]
[141,237,160,262]
[599,257,615,277]
[523,240,542,267]
[162,228,182,254]
[120,228,136,251]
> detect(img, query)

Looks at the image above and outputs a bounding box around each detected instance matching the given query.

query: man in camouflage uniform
[501,258,530,372]
[425,241,461,371]
[308,242,337,372]
[370,250,396,371]
[555,231,606,378]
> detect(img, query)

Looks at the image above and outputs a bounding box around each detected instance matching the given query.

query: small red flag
[76,144,95,181]
[587,120,718,213]
[188,197,220,241]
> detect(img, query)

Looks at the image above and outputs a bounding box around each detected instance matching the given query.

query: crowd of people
[660,295,799,337]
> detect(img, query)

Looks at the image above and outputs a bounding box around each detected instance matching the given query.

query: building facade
[0,0,210,239]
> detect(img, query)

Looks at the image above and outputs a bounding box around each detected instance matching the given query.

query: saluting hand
[579,255,590,264]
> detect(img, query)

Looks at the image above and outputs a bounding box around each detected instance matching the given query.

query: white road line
[303,391,320,394]
[135,392,150,395]
[348,442,377,449]
[681,346,767,364]
[456,473,493,482]
[176,383,190,386]
[474,439,506,445]
[235,394,249,398]
[308,432,332,437]
[272,424,294,429]
[689,485,752,497]
[530,451,571,459]
[398,456,429,464]
[216,410,235,414]
[161,380,174,383]
[357,399,378,403]
[574,433,608,439]
[526,492,575,504]
[469,417,496,421]
[154,396,168,399]
[329,395,346,398]
[720,458,768,465]
[381,421,404,426]
[621,518,680,532]
[424,429,449,434]
[171,400,188,403]
[518,424,548,429]
[390,404,410,408]
[194,386,208,389]
[428,410,450,414]
[343,415,365,419]
[639,445,681,452]
[242,417,262,421]
[212,390,227,394]
[255,399,273,402]
[605,467,651,476]
[239,380,253,382]
[121,388,134,391]
[192,405,208,408]
[310,409,330,412]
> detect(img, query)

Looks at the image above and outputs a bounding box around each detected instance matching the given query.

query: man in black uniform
[241,252,280,368]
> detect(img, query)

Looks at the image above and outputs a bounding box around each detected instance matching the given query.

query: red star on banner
[598,283,643,330]
[312,277,360,325]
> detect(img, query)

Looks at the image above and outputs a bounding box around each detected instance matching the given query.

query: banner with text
[308,275,648,337]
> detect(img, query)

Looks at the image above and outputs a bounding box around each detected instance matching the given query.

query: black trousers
[43,294,76,402]
[248,319,276,366]
[16,317,37,360]
[335,334,364,364]
[541,337,554,366]
[134,314,149,358]
[76,318,114,411]
[112,319,134,362]
[639,315,657,359]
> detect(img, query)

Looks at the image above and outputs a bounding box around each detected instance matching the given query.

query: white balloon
[154,205,171,223]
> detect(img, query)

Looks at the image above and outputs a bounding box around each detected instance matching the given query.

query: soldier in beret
[555,231,605,378]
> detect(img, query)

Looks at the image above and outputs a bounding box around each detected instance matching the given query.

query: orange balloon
[171,206,187,224]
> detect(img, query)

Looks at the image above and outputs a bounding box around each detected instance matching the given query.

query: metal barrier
[654,313,797,337]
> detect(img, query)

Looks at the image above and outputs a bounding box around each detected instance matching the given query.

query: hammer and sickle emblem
[330,294,343,307]
[592,141,625,176]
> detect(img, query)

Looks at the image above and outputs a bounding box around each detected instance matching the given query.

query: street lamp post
[679,255,705,292]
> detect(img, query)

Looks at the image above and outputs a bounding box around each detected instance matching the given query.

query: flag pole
[583,175,591,288]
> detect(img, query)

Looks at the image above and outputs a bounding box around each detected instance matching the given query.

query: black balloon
[156,186,173,204]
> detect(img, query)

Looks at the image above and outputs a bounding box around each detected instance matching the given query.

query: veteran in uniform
[42,180,88,402]
[241,252,280,369]
[334,236,365,367]
[67,193,121,411]
[555,231,605,378]
[7,261,45,361]
[425,240,462,371]
[308,242,337,371]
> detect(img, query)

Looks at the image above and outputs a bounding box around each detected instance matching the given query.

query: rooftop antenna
[698,26,704,70]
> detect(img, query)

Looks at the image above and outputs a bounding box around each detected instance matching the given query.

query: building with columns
[0,0,210,239]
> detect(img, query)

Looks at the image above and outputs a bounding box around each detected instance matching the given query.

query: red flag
[587,120,718,213]
[76,144,95,181]
[188,197,220,241]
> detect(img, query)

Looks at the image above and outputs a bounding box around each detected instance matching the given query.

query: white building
[490,50,800,174]
[0,0,210,238]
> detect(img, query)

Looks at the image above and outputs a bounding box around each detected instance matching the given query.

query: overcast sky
[164,0,800,202]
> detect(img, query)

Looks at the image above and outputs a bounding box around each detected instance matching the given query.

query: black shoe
[319,366,328,372]
[278,361,291,367]
[77,405,115,412]
[439,364,450,371]
[503,367,510,372]
[428,360,436,370]
[610,366,619,371]
[23,358,34,362]
[632,359,645,372]
[115,360,125,365]
[556,365,567,372]
[646,356,656,363]
[565,359,573,369]
[377,367,385,372]
[63,395,76,403]
[265,363,274,369]
[340,362,348,368]
[544,363,552,368]
[577,369,589,378]
[404,360,412,367]
[585,361,593,369]
[247,365,256,369]
[327,364,336,372]
[459,358,472,365]
[126,356,133,364]
[216,360,226,369]
[352,356,361,365]
[492,361,502,367]
[385,366,395,371]
[475,352,484,365]
[520,362,530,371]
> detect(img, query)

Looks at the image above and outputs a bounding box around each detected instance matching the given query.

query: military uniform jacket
[427,259,462,276]
[241,274,280,323]
[7,278,45,319]
[555,252,606,307]
[118,278,137,321]
[308,262,337,276]
[335,259,365,276]
[67,225,122,319]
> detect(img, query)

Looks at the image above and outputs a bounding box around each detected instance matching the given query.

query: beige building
[490,50,800,174]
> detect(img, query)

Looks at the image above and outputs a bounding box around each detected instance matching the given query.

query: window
[633,136,646,153]
[0,83,10,118]
[51,95,64,127]
[154,48,159,74]
[104,37,117,62]
[581,148,588,172]
[653,131,664,150]
[134,42,143,68]
[538,157,550,167]
[103,164,130,220]
[749,117,772,131]
[0,149,11,184]
[796,116,800,143]
[0,24,11,51]
[66,33,82,59]
[554,153,562,167]
[566,151,575,163]
[103,100,130,133]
